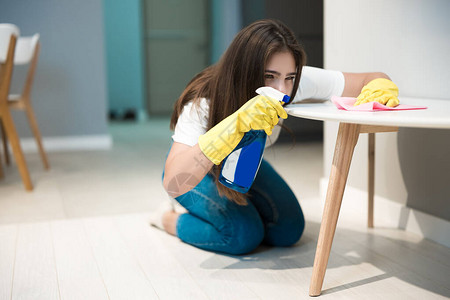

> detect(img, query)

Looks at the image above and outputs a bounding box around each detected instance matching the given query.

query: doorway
[143,0,210,115]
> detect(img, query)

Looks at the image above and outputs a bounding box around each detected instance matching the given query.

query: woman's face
[264,51,296,96]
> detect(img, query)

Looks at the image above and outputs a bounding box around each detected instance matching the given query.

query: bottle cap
[256,87,290,103]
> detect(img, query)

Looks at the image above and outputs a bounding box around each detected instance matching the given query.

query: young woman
[151,19,399,255]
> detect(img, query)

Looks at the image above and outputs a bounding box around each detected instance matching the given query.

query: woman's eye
[264,74,274,79]
[286,76,295,81]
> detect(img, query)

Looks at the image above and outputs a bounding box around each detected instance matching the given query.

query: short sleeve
[293,66,345,103]
[172,98,209,146]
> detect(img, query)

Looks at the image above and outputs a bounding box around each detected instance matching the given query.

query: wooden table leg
[360,125,398,229]
[368,133,375,228]
[309,122,360,296]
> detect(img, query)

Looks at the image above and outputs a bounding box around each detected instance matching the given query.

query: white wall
[1,0,110,150]
[324,0,450,221]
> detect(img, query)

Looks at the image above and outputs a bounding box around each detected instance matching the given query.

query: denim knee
[224,216,265,255]
[265,213,305,247]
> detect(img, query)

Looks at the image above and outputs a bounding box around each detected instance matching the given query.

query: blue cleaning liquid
[218,87,289,193]
[219,130,267,193]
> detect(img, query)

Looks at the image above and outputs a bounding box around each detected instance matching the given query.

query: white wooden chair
[0,24,33,190]
[1,33,49,170]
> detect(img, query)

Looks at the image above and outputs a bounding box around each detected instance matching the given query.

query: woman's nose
[276,81,288,95]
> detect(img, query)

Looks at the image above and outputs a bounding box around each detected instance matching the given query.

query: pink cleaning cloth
[331,96,427,111]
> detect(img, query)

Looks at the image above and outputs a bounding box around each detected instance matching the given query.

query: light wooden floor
[0,119,449,300]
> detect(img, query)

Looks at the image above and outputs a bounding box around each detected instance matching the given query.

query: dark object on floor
[108,109,137,121]
[123,109,136,121]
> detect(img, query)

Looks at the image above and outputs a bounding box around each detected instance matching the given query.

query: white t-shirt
[172,66,345,147]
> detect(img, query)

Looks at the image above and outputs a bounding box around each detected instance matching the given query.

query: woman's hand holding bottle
[198,94,287,165]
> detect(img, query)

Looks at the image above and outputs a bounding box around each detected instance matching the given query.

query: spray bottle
[219,87,290,193]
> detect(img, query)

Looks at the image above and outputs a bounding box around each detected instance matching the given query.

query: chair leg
[368,133,375,228]
[0,128,3,179]
[1,110,33,190]
[0,121,10,165]
[309,123,360,297]
[25,105,50,170]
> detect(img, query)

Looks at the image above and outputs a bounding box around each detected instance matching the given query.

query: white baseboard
[14,135,113,153]
[320,177,450,248]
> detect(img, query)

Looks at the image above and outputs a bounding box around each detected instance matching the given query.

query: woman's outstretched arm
[342,72,390,97]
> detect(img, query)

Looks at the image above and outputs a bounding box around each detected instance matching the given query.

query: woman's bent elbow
[162,172,199,198]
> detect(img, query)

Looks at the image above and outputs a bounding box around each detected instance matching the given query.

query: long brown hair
[170,19,306,205]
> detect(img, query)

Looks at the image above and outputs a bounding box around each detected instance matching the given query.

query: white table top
[285,97,450,129]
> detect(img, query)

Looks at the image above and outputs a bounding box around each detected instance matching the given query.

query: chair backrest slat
[14,34,40,65]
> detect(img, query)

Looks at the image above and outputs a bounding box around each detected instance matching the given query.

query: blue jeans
[170,159,305,255]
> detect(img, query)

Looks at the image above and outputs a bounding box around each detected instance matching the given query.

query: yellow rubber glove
[354,78,399,107]
[198,95,287,165]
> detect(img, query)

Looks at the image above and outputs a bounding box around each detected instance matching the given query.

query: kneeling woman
[155,19,398,255]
